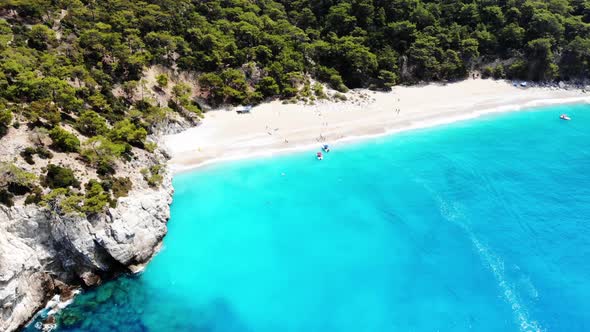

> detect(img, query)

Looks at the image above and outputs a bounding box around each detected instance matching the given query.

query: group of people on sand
[266,125,281,136]
[266,124,290,143]
[394,97,401,114]
[264,95,404,145]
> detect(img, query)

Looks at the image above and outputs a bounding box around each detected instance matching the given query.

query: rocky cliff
[0,173,173,332]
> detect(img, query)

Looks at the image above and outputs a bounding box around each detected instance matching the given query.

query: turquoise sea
[29,104,590,332]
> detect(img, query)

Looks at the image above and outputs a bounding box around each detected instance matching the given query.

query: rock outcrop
[0,173,173,332]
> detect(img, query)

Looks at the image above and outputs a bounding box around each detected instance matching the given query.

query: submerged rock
[94,285,114,304]
[0,173,173,332]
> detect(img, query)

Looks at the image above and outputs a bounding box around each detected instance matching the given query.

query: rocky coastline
[0,164,174,332]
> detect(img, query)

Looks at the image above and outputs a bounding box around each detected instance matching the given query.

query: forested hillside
[4,0,590,98]
[1,0,589,212]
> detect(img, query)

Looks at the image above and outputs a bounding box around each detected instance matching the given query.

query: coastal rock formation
[0,173,173,332]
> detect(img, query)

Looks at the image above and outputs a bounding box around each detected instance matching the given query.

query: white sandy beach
[164,79,590,172]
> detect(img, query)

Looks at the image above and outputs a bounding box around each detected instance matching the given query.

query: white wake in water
[467,231,543,332]
[420,178,544,332]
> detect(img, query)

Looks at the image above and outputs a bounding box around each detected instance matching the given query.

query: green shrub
[172,83,192,103]
[135,102,170,127]
[183,103,203,117]
[247,91,264,105]
[333,93,348,101]
[111,177,132,199]
[43,164,80,189]
[109,119,147,147]
[82,180,110,215]
[49,126,80,153]
[507,59,527,79]
[144,141,157,153]
[96,160,116,176]
[0,162,36,194]
[28,24,57,50]
[42,188,83,215]
[27,100,61,127]
[76,110,108,136]
[313,83,327,99]
[318,66,348,92]
[81,136,125,175]
[25,186,43,205]
[21,146,53,165]
[256,76,280,98]
[156,74,168,88]
[7,181,31,195]
[141,165,164,188]
[21,147,36,165]
[0,189,14,207]
[198,73,224,105]
[492,65,505,79]
[377,70,398,89]
[36,147,53,159]
[0,108,12,137]
[300,81,312,98]
[281,86,298,98]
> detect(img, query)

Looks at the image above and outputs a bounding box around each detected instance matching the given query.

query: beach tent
[236,105,252,114]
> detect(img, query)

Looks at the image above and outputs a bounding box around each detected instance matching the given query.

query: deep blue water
[30,104,590,332]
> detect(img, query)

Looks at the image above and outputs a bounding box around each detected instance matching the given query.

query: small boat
[560,114,571,121]
[235,105,252,114]
[322,144,330,152]
[316,152,323,160]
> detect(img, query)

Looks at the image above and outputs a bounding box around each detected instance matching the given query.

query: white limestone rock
[0,173,173,332]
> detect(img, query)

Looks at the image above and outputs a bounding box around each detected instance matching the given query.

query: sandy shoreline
[164,79,590,172]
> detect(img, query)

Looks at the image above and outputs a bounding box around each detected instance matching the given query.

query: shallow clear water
[30,104,590,332]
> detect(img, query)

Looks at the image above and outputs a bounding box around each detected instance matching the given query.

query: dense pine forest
[1,0,590,213]
[4,0,590,101]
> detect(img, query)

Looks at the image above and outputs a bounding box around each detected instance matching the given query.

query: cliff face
[0,173,173,332]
